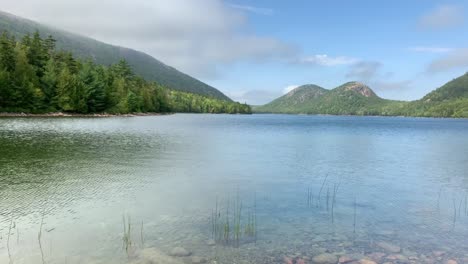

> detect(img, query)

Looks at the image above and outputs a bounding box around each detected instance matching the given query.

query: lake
[1,114,468,264]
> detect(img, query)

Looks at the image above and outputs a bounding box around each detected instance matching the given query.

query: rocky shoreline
[125,242,464,264]
[0,112,171,118]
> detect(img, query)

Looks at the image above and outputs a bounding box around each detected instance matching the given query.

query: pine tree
[55,67,74,111]
[0,31,16,72]
[44,35,56,56]
[13,43,38,110]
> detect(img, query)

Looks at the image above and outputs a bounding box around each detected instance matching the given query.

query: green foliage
[0,10,231,101]
[0,29,251,115]
[169,90,251,114]
[255,79,468,118]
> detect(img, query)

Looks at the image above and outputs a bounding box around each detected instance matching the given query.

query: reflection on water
[1,114,468,263]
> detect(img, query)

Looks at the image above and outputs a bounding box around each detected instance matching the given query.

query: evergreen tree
[0,31,16,72]
[0,29,251,115]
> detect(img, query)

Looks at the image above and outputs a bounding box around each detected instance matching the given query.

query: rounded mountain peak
[286,84,326,97]
[340,82,377,98]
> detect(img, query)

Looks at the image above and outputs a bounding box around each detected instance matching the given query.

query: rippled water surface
[1,114,468,264]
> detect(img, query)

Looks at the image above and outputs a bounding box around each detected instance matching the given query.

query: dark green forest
[0,10,232,101]
[0,30,251,114]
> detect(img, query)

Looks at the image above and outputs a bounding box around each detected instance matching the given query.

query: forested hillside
[0,31,251,114]
[255,82,407,116]
[0,10,232,101]
[255,78,468,118]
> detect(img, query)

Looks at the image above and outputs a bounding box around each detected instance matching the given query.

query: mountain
[255,82,406,115]
[0,10,232,101]
[422,72,468,102]
[255,84,327,112]
[256,75,468,118]
[402,72,468,117]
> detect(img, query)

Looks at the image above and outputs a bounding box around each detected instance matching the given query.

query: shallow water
[1,114,468,263]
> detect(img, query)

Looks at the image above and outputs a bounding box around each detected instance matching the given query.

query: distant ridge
[255,74,468,118]
[254,82,403,115]
[0,10,232,101]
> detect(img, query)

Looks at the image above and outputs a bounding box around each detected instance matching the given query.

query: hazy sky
[2,0,468,104]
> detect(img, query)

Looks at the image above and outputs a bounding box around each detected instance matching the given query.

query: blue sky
[206,0,468,104]
[3,0,468,104]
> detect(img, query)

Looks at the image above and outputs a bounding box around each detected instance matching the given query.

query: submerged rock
[358,259,377,264]
[312,253,337,264]
[376,241,401,253]
[432,250,446,257]
[134,248,184,264]
[206,239,216,246]
[367,252,385,261]
[386,254,407,262]
[283,256,294,264]
[191,256,207,264]
[296,258,307,264]
[169,247,191,257]
[338,255,354,263]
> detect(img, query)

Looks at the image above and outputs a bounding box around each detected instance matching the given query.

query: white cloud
[1,0,294,79]
[228,4,274,16]
[345,61,412,92]
[427,48,468,73]
[283,85,300,94]
[371,80,413,91]
[299,54,358,66]
[346,61,382,80]
[227,89,281,105]
[409,46,453,53]
[419,5,464,30]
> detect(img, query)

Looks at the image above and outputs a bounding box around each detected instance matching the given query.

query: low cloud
[345,60,412,92]
[371,80,413,91]
[346,61,382,80]
[409,46,453,53]
[419,5,464,30]
[227,89,282,105]
[2,0,294,79]
[283,85,300,94]
[228,4,274,16]
[298,54,358,66]
[427,48,468,73]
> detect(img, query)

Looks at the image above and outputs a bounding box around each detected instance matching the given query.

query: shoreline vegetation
[0,112,170,117]
[0,29,251,115]
[0,111,258,117]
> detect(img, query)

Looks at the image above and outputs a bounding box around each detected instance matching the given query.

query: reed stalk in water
[326,186,330,211]
[38,214,45,264]
[7,217,13,264]
[211,197,219,241]
[331,182,340,223]
[307,187,313,208]
[458,198,463,220]
[465,193,467,216]
[436,187,442,213]
[140,221,144,248]
[317,174,328,207]
[224,198,230,244]
[244,200,257,240]
[122,215,132,255]
[452,198,457,231]
[353,197,357,234]
[211,192,257,246]
[254,193,257,243]
[233,191,242,247]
